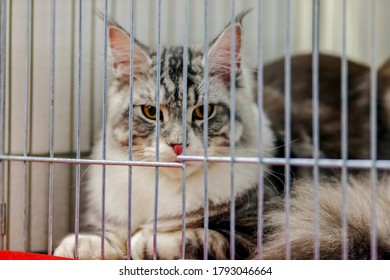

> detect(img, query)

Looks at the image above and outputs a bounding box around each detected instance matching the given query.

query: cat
[54,9,390,259]
[54,10,276,260]
[262,53,390,161]
[259,53,390,193]
[253,55,390,259]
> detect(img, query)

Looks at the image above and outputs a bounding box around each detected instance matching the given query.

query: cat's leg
[54,232,126,259]
[131,227,229,260]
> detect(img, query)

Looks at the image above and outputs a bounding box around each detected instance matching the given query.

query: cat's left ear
[207,10,251,82]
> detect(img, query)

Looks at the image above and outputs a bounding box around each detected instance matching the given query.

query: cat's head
[106,11,274,178]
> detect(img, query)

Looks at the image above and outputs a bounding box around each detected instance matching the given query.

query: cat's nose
[170,144,183,155]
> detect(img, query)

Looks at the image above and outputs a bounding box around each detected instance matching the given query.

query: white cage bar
[74,0,83,259]
[369,0,378,260]
[47,0,56,255]
[0,0,7,252]
[180,0,190,260]
[340,0,349,260]
[283,0,292,260]
[256,0,265,260]
[312,0,320,260]
[126,0,136,261]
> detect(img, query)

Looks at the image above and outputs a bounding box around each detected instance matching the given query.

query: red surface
[0,250,73,260]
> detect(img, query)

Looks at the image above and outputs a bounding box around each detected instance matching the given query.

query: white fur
[54,19,276,259]
[55,135,262,259]
[54,99,274,259]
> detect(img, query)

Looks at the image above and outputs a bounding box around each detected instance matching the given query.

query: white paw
[54,233,126,260]
[130,228,229,260]
[131,229,182,260]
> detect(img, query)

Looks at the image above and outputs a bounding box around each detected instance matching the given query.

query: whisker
[263,171,286,196]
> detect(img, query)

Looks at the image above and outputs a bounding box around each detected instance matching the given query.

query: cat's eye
[141,105,161,121]
[193,105,214,121]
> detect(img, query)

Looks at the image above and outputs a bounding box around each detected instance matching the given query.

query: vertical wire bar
[180,0,189,259]
[229,0,236,260]
[89,2,96,149]
[203,0,210,260]
[340,0,349,260]
[126,0,135,260]
[0,0,7,251]
[256,0,264,260]
[153,0,162,260]
[101,0,109,259]
[283,0,292,260]
[23,0,32,252]
[312,0,320,260]
[369,0,378,260]
[74,0,83,259]
[47,0,56,255]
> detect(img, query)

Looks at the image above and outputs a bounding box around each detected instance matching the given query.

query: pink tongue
[173,144,183,155]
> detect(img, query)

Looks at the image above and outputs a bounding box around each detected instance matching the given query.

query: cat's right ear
[108,25,151,82]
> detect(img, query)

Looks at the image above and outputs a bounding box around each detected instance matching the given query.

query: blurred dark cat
[262,54,390,162]
[255,54,390,260]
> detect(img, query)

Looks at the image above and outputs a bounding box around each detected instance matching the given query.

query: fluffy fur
[54,11,276,260]
[54,12,390,260]
[259,54,390,191]
[254,55,390,260]
[258,175,390,260]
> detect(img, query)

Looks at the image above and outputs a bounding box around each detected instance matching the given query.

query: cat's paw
[54,233,126,260]
[130,228,229,260]
[130,229,183,260]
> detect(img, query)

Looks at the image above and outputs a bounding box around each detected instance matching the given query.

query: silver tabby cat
[54,11,275,259]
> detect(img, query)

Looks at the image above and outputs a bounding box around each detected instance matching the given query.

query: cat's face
[107,15,260,178]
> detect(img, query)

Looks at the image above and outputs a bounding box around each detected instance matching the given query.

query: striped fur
[54,11,277,260]
[257,175,390,260]
[253,54,390,260]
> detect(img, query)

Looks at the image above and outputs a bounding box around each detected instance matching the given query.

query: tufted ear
[207,10,250,83]
[108,25,151,82]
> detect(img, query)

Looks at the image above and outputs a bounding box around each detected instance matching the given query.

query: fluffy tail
[257,175,390,260]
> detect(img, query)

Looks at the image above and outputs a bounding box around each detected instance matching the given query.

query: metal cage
[0,0,390,260]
